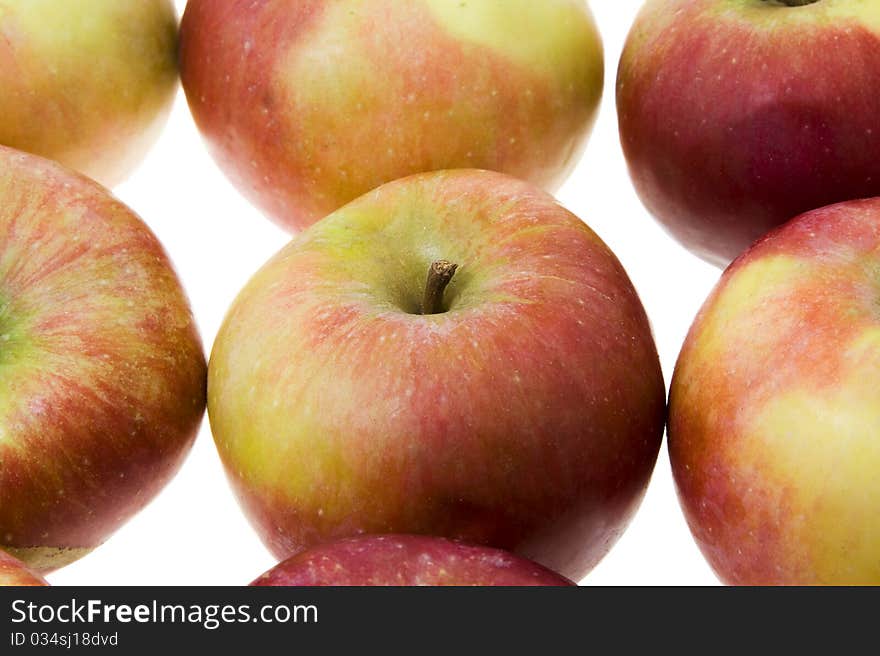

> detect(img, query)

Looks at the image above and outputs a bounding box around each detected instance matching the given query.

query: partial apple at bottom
[251,536,574,587]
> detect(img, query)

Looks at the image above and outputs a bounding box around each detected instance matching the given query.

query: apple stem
[421,260,458,315]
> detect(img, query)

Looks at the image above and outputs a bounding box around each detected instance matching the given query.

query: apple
[617,0,880,266]
[0,0,178,187]
[0,550,47,587]
[250,535,575,586]
[208,169,666,581]
[668,197,880,585]
[0,146,207,572]
[179,0,604,233]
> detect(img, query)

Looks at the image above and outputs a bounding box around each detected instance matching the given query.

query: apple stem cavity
[762,0,820,6]
[421,260,458,315]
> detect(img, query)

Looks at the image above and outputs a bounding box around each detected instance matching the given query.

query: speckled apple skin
[669,197,880,585]
[179,0,604,233]
[618,0,880,266]
[208,170,666,582]
[0,0,178,187]
[0,147,207,572]
[0,549,47,586]
[251,535,574,587]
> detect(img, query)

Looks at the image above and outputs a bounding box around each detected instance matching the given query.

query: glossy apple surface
[0,550,47,587]
[0,147,207,572]
[251,535,574,586]
[208,169,665,581]
[618,0,880,266]
[669,197,880,584]
[180,0,604,232]
[0,0,178,187]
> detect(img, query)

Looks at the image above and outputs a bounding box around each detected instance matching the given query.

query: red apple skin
[0,550,48,587]
[617,0,880,266]
[0,147,207,572]
[669,198,880,585]
[179,0,604,233]
[251,535,575,587]
[208,170,666,582]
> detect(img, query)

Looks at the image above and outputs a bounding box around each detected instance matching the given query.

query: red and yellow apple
[617,0,880,266]
[669,197,880,584]
[179,0,604,233]
[0,0,179,187]
[0,550,47,587]
[0,146,206,572]
[251,535,574,587]
[208,169,666,581]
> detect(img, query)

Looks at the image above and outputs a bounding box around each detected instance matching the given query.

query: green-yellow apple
[669,197,880,584]
[0,0,178,187]
[208,169,666,581]
[0,146,206,572]
[617,0,880,266]
[250,535,575,586]
[179,0,604,233]
[0,549,47,586]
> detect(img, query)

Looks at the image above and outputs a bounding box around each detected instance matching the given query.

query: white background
[49,0,722,586]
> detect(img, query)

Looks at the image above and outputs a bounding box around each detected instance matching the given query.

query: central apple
[208,170,666,581]
[180,0,604,232]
